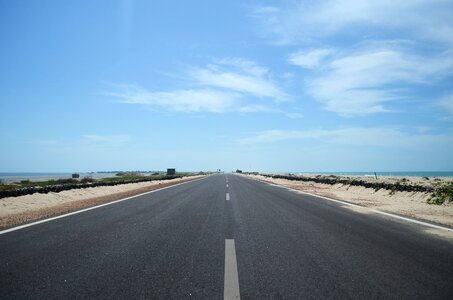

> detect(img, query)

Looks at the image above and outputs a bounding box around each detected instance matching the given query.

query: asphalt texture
[1,174,453,299]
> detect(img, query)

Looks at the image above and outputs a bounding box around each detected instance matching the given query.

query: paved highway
[1,174,453,299]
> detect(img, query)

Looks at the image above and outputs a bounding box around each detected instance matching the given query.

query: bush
[0,173,201,199]
[428,182,453,205]
[55,178,78,184]
[80,177,95,183]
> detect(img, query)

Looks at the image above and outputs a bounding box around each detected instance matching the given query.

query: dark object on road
[167,168,176,176]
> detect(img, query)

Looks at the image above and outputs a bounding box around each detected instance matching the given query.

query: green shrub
[55,178,78,184]
[428,182,453,205]
[0,185,17,190]
[80,177,95,183]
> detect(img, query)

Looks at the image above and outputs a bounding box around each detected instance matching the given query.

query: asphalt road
[1,174,453,299]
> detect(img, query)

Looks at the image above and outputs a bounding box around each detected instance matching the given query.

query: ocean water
[291,171,453,177]
[0,172,118,184]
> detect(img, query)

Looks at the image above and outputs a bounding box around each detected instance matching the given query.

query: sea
[0,172,119,184]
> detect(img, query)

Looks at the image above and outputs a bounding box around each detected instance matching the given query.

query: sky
[1,0,453,173]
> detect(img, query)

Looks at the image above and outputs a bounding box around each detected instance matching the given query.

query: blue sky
[1,0,453,172]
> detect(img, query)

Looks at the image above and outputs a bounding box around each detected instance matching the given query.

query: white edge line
[258,179,453,232]
[226,193,230,201]
[0,176,208,235]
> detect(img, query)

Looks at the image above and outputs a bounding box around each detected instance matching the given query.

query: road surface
[1,174,453,299]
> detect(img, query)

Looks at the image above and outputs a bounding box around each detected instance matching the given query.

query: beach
[242,173,453,227]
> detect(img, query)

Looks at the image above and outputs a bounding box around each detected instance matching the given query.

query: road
[1,174,453,299]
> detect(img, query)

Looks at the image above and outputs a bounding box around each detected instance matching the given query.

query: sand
[243,174,453,228]
[2,173,452,231]
[0,175,205,229]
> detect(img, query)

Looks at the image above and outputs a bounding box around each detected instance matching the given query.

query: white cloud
[216,57,268,76]
[190,63,289,102]
[415,126,432,134]
[237,104,272,113]
[253,0,453,45]
[105,86,242,113]
[297,45,453,116]
[239,129,324,144]
[104,57,291,114]
[81,134,131,144]
[253,1,453,117]
[29,134,132,155]
[287,49,334,69]
[238,127,453,149]
[281,72,295,79]
[440,94,453,119]
[284,111,304,119]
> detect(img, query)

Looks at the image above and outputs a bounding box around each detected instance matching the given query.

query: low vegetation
[0,178,80,189]
[259,173,433,193]
[428,182,453,205]
[249,173,453,206]
[0,172,203,199]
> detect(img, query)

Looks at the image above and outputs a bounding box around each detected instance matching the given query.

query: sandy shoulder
[244,174,453,228]
[0,175,205,229]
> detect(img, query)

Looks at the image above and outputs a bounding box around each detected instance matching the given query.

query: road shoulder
[0,176,206,230]
[240,174,453,232]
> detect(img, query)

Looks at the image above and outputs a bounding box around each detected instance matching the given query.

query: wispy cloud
[253,1,453,117]
[29,134,132,154]
[105,86,242,113]
[238,127,453,149]
[239,129,324,144]
[190,66,288,101]
[305,45,453,116]
[253,1,453,45]
[440,94,453,120]
[287,49,334,69]
[81,134,131,144]
[216,57,268,76]
[104,57,290,114]
[191,57,289,102]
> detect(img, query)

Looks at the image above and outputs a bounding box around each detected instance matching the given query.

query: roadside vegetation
[245,172,453,206]
[428,182,453,205]
[0,172,207,199]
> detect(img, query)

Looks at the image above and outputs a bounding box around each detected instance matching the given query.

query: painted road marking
[226,193,230,201]
[259,179,453,232]
[226,184,229,188]
[224,239,240,300]
[0,176,208,235]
